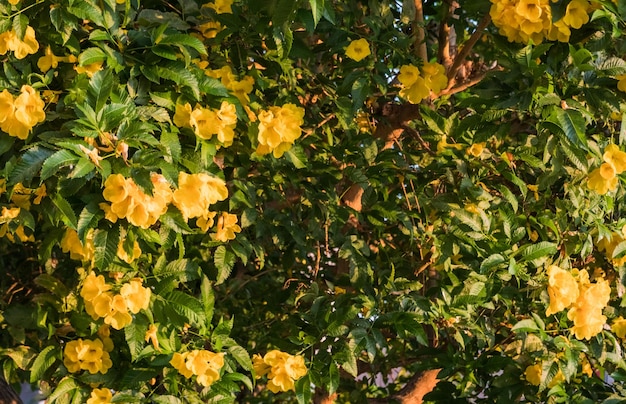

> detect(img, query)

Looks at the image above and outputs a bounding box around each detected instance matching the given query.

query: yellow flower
[198,21,223,39]
[587,164,618,195]
[37,46,62,72]
[603,144,626,174]
[74,61,103,78]
[567,276,611,340]
[14,85,45,128]
[61,228,95,262]
[103,294,133,330]
[63,338,113,374]
[612,316,626,339]
[618,75,626,93]
[117,238,141,263]
[172,172,228,221]
[421,62,448,94]
[190,106,219,139]
[545,265,579,316]
[256,104,305,158]
[562,0,590,29]
[212,212,241,242]
[398,65,420,87]
[120,278,151,314]
[170,350,225,386]
[466,143,485,158]
[253,350,307,393]
[97,325,114,352]
[197,211,217,232]
[216,101,237,146]
[145,324,160,351]
[206,0,233,14]
[80,271,111,302]
[10,26,39,59]
[345,38,371,62]
[436,135,464,154]
[86,388,112,404]
[516,0,545,22]
[524,363,542,386]
[399,75,429,104]
[173,102,193,128]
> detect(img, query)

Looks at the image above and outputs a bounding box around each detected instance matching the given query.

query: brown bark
[413,0,428,61]
[0,379,22,404]
[394,368,441,404]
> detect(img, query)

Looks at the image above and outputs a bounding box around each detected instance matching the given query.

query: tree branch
[413,0,428,61]
[445,13,492,86]
[438,1,459,69]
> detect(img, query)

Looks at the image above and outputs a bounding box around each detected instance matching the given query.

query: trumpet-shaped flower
[173,172,228,221]
[212,212,241,242]
[562,0,590,29]
[611,316,626,339]
[170,350,225,387]
[545,265,579,316]
[345,38,371,62]
[120,278,151,314]
[256,104,305,158]
[253,350,307,393]
[63,338,113,374]
[86,388,112,404]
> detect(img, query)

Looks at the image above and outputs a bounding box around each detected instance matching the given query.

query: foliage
[2,0,626,403]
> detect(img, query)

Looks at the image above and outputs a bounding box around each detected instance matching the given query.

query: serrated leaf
[125,316,148,361]
[78,47,107,67]
[214,245,236,285]
[9,146,54,185]
[87,69,114,113]
[47,377,80,403]
[53,195,78,229]
[155,62,200,100]
[77,202,102,241]
[29,346,58,383]
[612,241,626,259]
[273,0,297,27]
[519,241,557,262]
[93,226,120,270]
[41,150,79,181]
[201,275,215,325]
[555,108,588,150]
[164,290,206,327]
[285,147,307,169]
[295,374,312,404]
[35,274,69,298]
[228,345,252,371]
[154,259,201,282]
[309,0,324,27]
[12,14,27,39]
[157,34,207,55]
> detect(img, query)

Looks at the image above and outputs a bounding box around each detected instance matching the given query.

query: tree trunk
[0,379,22,404]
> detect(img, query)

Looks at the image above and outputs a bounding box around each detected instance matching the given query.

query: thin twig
[438,1,458,68]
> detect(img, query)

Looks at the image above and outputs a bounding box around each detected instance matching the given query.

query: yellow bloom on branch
[212,212,241,242]
[63,338,113,374]
[170,349,225,387]
[252,350,307,393]
[145,324,160,351]
[256,104,305,158]
[545,265,579,316]
[524,363,542,386]
[172,172,228,221]
[120,278,151,314]
[345,38,371,62]
[86,388,112,404]
[611,316,626,339]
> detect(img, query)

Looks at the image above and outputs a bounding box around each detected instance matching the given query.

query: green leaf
[125,315,148,361]
[228,345,252,371]
[29,346,58,383]
[155,62,200,100]
[285,146,307,169]
[12,14,27,39]
[555,108,588,150]
[519,241,558,262]
[77,202,102,241]
[309,0,324,27]
[53,195,78,229]
[214,245,236,285]
[41,150,79,181]
[295,374,312,404]
[9,146,54,185]
[34,274,69,298]
[87,69,114,113]
[93,226,120,270]
[273,0,298,27]
[47,377,80,403]
[511,318,539,333]
[154,259,201,282]
[164,290,206,328]
[157,34,207,55]
[78,47,107,67]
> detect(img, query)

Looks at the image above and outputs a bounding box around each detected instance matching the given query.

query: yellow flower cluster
[0,26,39,59]
[0,85,46,140]
[204,0,233,14]
[80,271,151,330]
[86,388,112,404]
[397,63,448,104]
[256,104,305,158]
[345,38,371,62]
[101,173,172,229]
[211,66,256,105]
[212,212,241,242]
[170,350,225,387]
[61,228,94,262]
[63,338,113,374]
[546,266,611,340]
[252,350,307,393]
[174,101,238,146]
[490,0,597,44]
[172,172,228,221]
[587,144,626,195]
